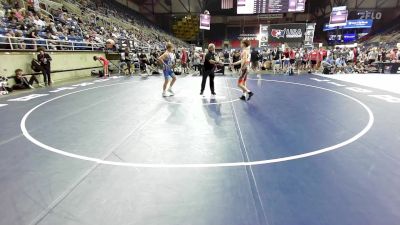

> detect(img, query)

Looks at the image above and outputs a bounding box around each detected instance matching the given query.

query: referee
[200,43,223,96]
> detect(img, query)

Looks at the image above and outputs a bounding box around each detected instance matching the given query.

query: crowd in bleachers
[0,0,86,50]
[138,44,400,76]
[361,19,400,49]
[0,0,188,51]
[1,0,398,79]
[319,46,400,74]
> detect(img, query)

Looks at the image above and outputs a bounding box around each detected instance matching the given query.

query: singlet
[241,47,251,69]
[99,56,109,65]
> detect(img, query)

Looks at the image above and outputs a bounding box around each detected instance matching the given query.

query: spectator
[271,47,282,74]
[14,30,26,49]
[347,48,355,64]
[139,50,148,72]
[335,56,346,74]
[368,48,378,65]
[309,48,320,73]
[181,48,188,74]
[224,50,230,63]
[12,69,40,89]
[33,15,46,28]
[232,50,241,72]
[93,55,109,77]
[45,22,57,35]
[301,49,309,72]
[26,24,39,49]
[251,48,260,71]
[9,9,23,22]
[37,47,52,86]
[120,48,132,75]
[289,48,296,72]
[322,56,334,74]
[193,50,202,74]
[353,47,358,63]
[4,30,17,49]
[282,48,290,72]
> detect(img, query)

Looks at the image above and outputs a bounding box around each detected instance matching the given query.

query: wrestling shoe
[247,92,254,101]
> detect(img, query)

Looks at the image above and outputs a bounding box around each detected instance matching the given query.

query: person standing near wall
[309,48,320,73]
[37,47,52,86]
[251,48,260,71]
[193,50,202,75]
[181,48,189,74]
[94,55,110,78]
[272,47,282,74]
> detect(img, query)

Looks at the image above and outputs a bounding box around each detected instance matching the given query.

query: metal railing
[0,36,105,51]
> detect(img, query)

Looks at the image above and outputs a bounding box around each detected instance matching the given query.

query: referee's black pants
[201,69,215,94]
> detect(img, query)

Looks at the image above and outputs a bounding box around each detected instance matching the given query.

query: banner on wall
[323,19,373,31]
[200,14,211,30]
[238,34,258,40]
[268,23,306,43]
[259,24,269,47]
[304,23,316,46]
[357,10,382,20]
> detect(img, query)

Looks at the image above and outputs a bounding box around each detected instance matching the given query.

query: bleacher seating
[0,0,188,51]
[361,16,400,48]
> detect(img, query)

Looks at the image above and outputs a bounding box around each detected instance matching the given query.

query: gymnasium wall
[0,51,105,84]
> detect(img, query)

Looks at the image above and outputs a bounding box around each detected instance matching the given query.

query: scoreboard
[237,0,306,14]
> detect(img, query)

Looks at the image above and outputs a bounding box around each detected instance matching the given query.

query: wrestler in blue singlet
[163,53,175,79]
